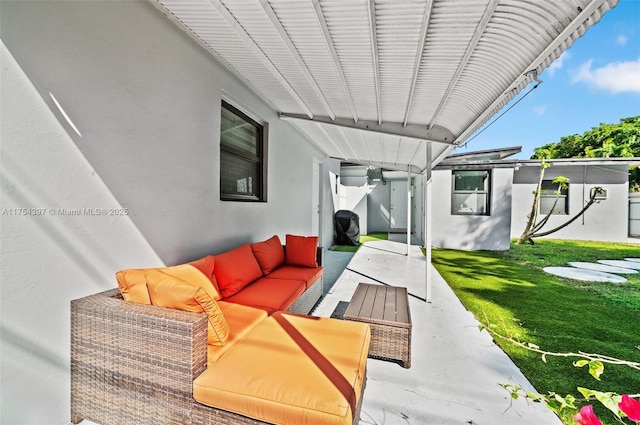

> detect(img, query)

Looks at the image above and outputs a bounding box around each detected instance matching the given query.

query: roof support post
[407,167,412,256]
[424,142,432,302]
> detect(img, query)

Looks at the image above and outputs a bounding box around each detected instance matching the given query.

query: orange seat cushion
[265,266,323,289]
[188,255,221,300]
[146,272,229,346]
[214,245,263,298]
[285,234,318,267]
[251,235,285,275]
[193,312,370,425]
[116,263,222,304]
[224,278,305,312]
[207,301,269,364]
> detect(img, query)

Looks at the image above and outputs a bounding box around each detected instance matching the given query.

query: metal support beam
[407,167,412,256]
[424,142,432,302]
[280,113,456,144]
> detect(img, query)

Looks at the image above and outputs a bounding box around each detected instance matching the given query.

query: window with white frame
[220,101,266,201]
[451,170,491,215]
[539,180,569,215]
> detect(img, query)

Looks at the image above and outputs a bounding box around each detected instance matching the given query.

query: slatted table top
[343,283,411,328]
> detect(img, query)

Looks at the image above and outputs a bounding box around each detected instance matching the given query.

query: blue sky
[459,0,640,159]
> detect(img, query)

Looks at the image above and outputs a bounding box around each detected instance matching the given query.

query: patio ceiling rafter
[367,0,383,126]
[403,0,434,128]
[310,0,359,123]
[206,0,314,119]
[427,0,500,129]
[454,0,617,144]
[256,0,336,120]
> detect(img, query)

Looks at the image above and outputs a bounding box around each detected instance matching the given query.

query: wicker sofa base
[71,282,363,425]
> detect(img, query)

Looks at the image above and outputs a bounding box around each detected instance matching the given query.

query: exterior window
[452,170,490,215]
[220,101,266,201]
[539,180,568,215]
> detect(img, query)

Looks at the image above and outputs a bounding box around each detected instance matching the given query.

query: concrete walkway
[316,240,563,425]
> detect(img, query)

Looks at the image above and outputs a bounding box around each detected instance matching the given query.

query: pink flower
[619,394,640,422]
[573,405,602,425]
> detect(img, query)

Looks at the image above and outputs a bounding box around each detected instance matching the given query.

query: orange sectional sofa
[70,235,371,425]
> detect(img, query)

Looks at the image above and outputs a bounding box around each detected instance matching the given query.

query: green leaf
[577,388,622,419]
[588,361,604,381]
[574,359,589,368]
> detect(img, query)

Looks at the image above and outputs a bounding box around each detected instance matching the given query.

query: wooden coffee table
[343,283,412,368]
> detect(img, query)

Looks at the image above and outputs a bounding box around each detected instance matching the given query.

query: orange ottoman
[193,312,370,425]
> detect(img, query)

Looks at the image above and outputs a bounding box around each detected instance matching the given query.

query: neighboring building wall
[320,158,342,246]
[431,167,514,251]
[1,2,326,423]
[511,164,630,242]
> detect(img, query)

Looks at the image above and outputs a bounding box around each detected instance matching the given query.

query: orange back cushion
[116,269,152,304]
[251,235,285,275]
[214,244,263,298]
[116,262,222,304]
[146,272,230,346]
[285,234,318,268]
[186,256,222,301]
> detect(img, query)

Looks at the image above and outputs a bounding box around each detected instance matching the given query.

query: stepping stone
[568,262,638,275]
[597,260,640,270]
[625,258,640,263]
[543,267,627,283]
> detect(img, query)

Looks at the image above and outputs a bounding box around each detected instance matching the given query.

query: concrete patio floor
[316,239,563,425]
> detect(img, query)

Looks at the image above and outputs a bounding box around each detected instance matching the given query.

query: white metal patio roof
[151,0,618,173]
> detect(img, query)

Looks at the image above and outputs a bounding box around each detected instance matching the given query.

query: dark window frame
[451,169,491,216]
[220,100,267,202]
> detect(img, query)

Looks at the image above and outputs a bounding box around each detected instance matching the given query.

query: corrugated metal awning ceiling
[152,0,618,173]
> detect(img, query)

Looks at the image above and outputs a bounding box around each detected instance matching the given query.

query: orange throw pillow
[188,255,222,300]
[251,235,285,275]
[285,234,318,268]
[213,244,263,298]
[146,272,229,346]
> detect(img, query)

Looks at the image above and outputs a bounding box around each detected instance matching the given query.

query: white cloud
[532,105,547,116]
[571,57,640,94]
[547,51,570,76]
[616,34,628,46]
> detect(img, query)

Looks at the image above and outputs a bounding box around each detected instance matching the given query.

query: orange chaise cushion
[193,312,370,425]
[146,271,230,346]
[224,278,306,312]
[285,234,318,268]
[251,235,285,275]
[213,244,263,298]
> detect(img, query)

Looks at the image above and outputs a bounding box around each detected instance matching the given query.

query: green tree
[532,116,640,191]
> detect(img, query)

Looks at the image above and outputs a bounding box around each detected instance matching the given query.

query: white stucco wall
[511,164,630,242]
[431,167,514,251]
[1,1,326,423]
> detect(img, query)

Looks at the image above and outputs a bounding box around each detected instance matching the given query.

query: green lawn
[431,239,640,425]
[330,232,388,252]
